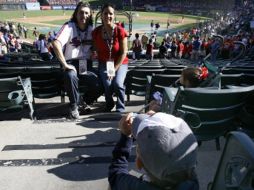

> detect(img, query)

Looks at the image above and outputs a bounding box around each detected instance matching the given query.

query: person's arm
[108,133,133,185]
[52,39,76,72]
[91,30,98,60]
[115,32,128,71]
[108,113,160,190]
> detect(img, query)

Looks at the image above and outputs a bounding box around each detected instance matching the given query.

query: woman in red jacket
[92,3,128,112]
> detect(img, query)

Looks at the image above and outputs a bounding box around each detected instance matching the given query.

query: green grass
[0,10,72,20]
[0,9,210,42]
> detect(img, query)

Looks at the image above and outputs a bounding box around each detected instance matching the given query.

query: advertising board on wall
[26,2,40,10]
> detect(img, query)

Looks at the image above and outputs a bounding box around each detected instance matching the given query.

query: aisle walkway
[0,95,223,190]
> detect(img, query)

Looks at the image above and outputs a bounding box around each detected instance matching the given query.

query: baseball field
[0,9,209,42]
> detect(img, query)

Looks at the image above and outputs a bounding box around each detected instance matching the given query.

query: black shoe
[79,104,92,115]
[103,103,115,112]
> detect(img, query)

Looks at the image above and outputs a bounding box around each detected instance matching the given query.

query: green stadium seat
[208,131,254,190]
[0,76,34,120]
[161,85,254,150]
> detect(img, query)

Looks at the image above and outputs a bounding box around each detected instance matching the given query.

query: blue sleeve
[108,134,161,190]
[108,133,133,184]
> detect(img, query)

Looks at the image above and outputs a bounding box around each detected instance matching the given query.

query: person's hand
[118,113,134,137]
[115,64,121,71]
[108,76,114,80]
[64,64,77,73]
[148,100,161,112]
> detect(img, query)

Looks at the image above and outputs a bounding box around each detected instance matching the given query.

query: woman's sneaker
[69,107,80,119]
[79,102,92,115]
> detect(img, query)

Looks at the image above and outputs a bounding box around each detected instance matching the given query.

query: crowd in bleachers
[0,0,37,4]
[167,0,234,11]
[132,0,254,65]
[0,21,56,61]
[133,0,234,12]
[47,0,76,5]
[0,22,24,55]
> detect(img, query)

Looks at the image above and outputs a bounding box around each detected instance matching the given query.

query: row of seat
[161,85,254,150]
[124,60,254,151]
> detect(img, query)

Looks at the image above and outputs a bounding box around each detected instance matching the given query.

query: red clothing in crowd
[178,42,185,52]
[183,43,192,56]
[92,25,128,64]
[146,44,153,55]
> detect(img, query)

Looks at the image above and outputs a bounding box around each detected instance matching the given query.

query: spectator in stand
[109,111,199,190]
[221,37,232,59]
[170,40,177,58]
[159,40,168,58]
[199,39,207,59]
[132,33,142,60]
[38,33,52,61]
[52,2,94,119]
[210,38,221,64]
[146,38,154,60]
[178,40,184,59]
[47,31,55,43]
[141,33,149,50]
[8,34,16,52]
[164,31,169,41]
[0,31,8,55]
[15,36,22,52]
[182,42,190,59]
[191,36,201,61]
[92,3,128,113]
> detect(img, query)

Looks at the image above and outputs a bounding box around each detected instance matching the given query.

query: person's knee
[64,70,77,79]
[64,70,78,85]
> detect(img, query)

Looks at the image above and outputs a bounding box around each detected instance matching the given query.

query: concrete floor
[0,95,224,190]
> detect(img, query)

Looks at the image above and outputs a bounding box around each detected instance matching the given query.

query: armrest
[164,87,178,102]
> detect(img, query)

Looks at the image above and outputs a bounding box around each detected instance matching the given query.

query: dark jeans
[64,69,79,108]
[63,59,94,108]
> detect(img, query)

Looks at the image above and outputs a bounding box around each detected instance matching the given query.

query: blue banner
[63,5,76,10]
[52,5,63,10]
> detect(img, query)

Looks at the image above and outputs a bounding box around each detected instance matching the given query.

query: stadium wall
[0,3,26,10]
[0,2,41,10]
[26,2,40,10]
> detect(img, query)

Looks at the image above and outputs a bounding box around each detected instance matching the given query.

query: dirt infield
[11,16,71,27]
[11,14,196,32]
